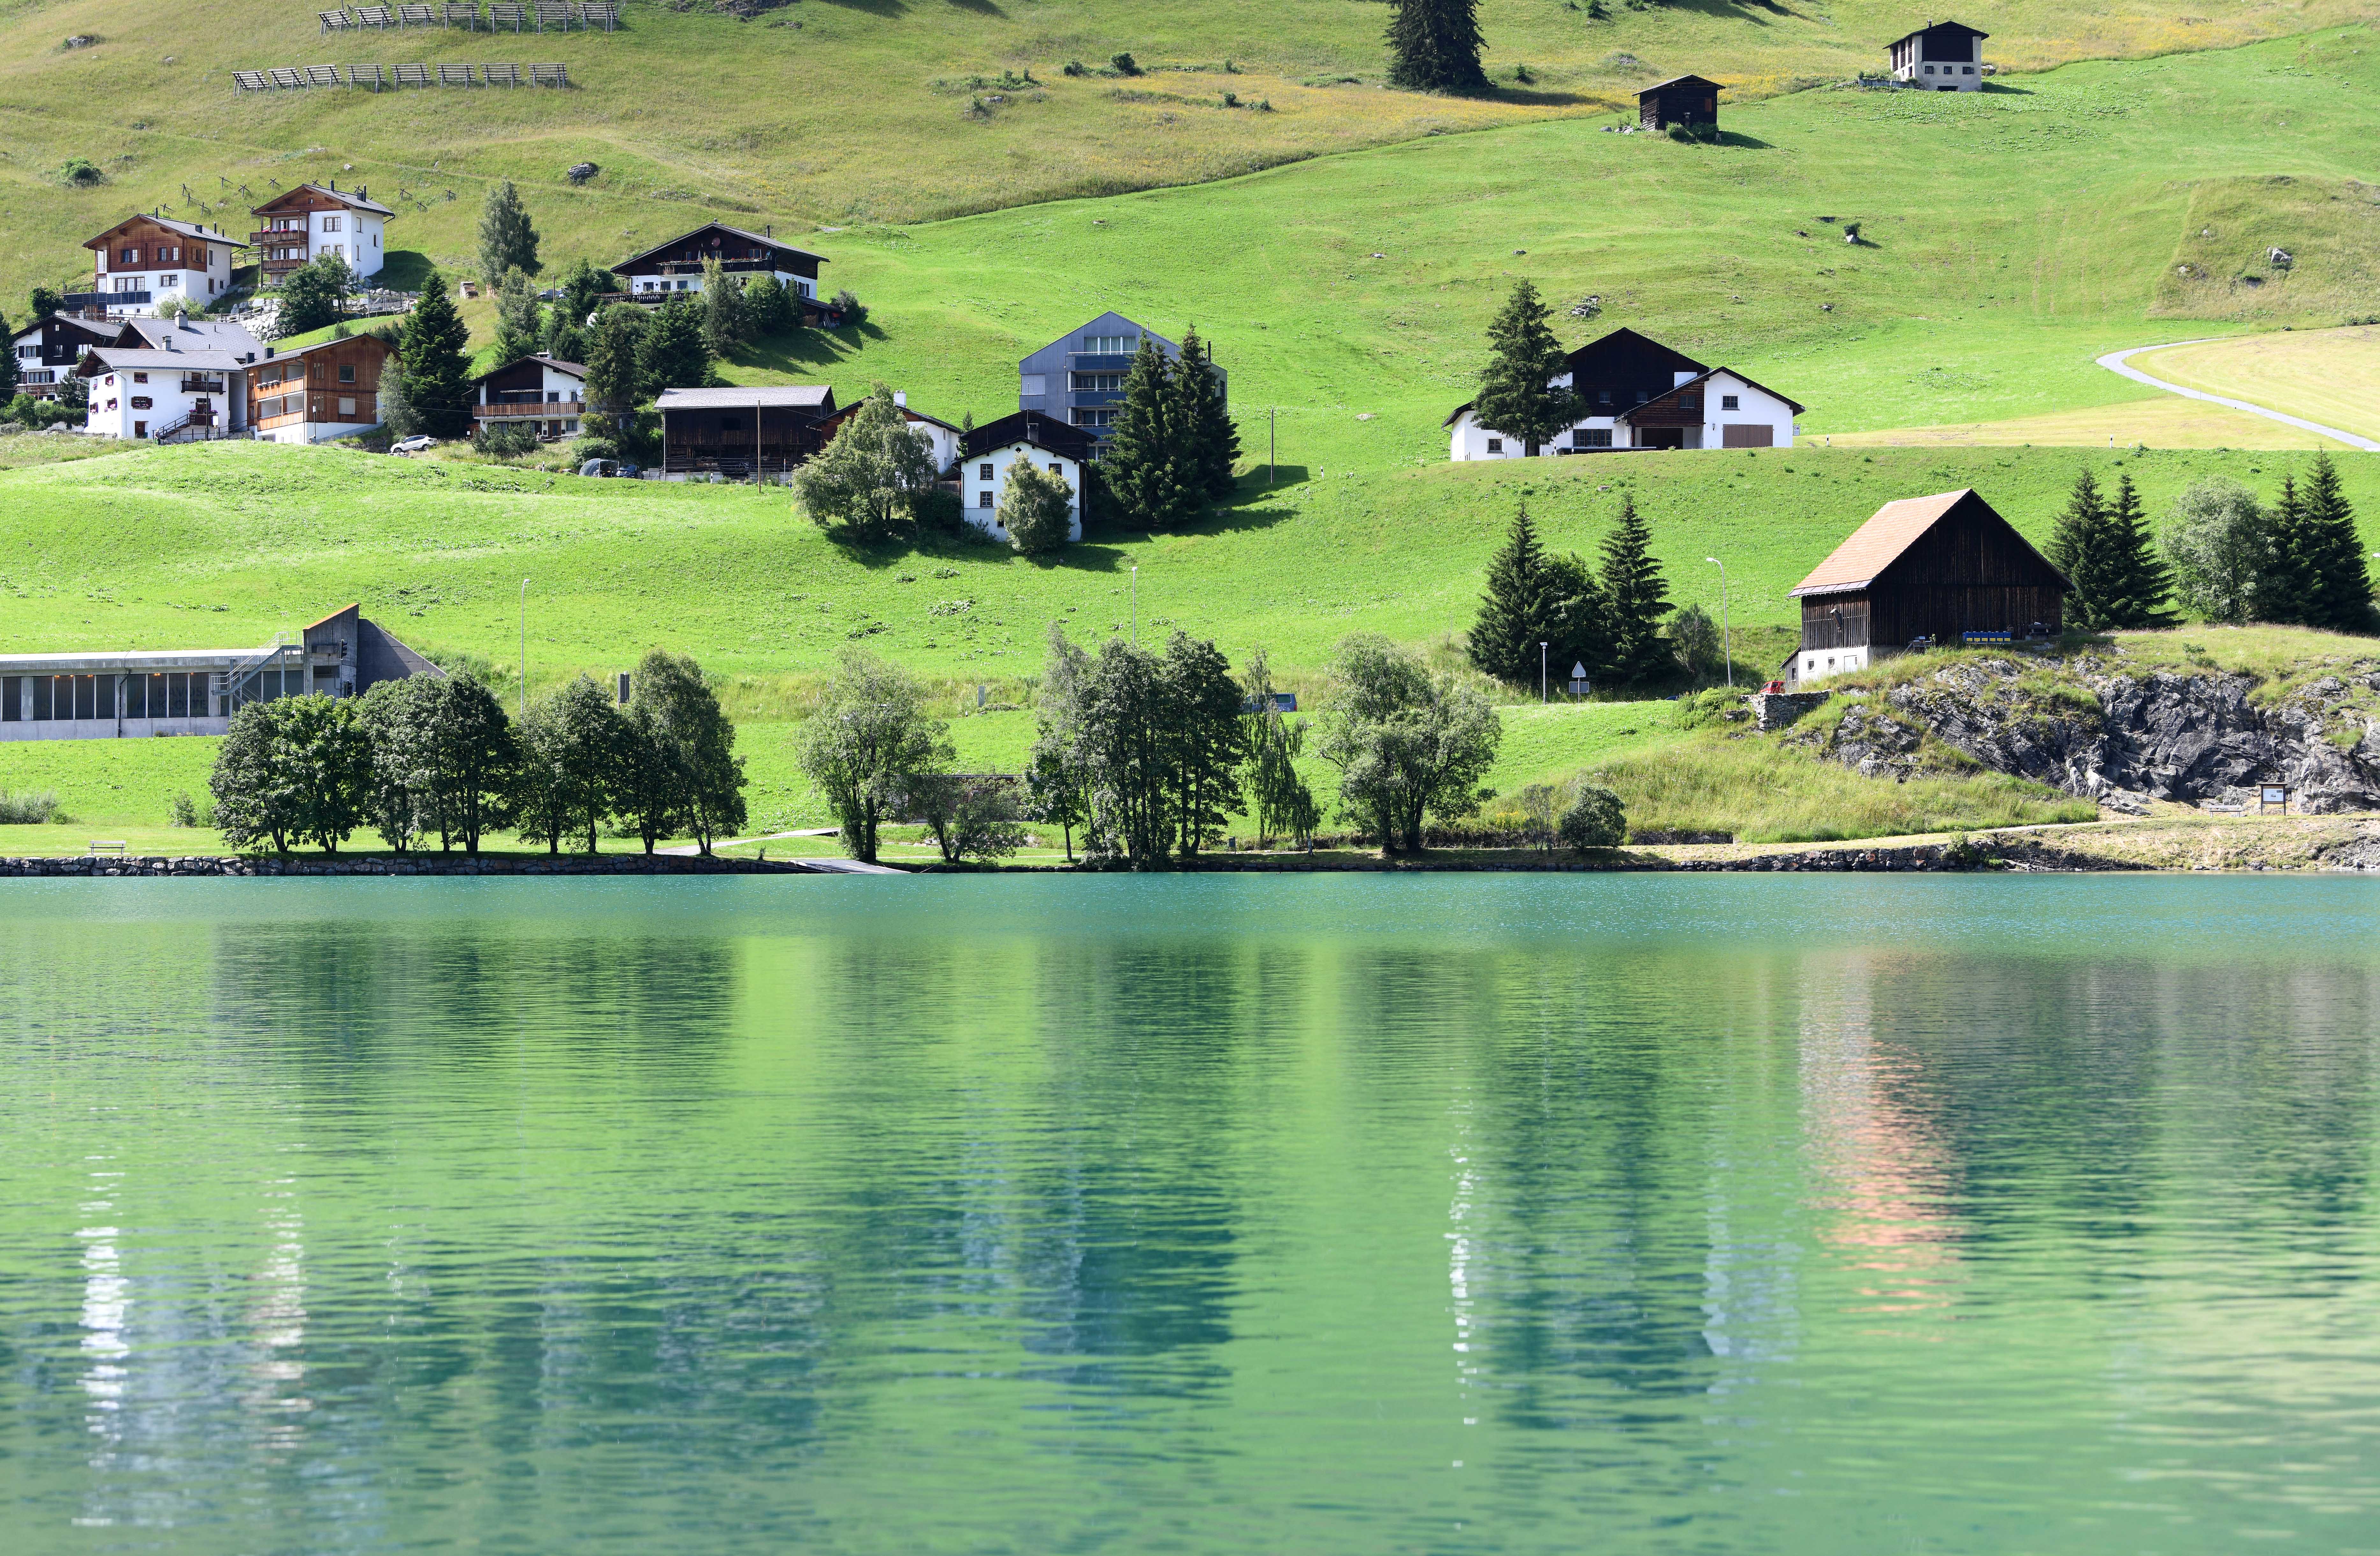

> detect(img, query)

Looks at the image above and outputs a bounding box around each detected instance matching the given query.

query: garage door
[1721,424,1773,448]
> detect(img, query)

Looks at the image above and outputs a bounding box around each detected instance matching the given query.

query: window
[1049,463,1063,475]
[339,397,356,416]
[1721,394,1739,410]
[33,676,52,720]
[1963,65,1975,74]
[978,490,993,508]
[1485,437,1503,453]
[0,676,14,721]
[125,675,145,718]
[74,674,96,720]
[1082,333,1136,355]
[106,398,119,411]
[130,396,152,410]
[134,373,148,384]
[1577,429,1611,448]
[323,217,341,232]
[977,463,994,480]
[1596,389,1613,406]
[1923,64,1935,74]
[1071,407,1117,429]
[338,364,355,384]
[1070,372,1124,392]
[120,248,138,264]
[167,673,188,719]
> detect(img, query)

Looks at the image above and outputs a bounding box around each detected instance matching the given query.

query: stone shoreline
[0,854,823,878]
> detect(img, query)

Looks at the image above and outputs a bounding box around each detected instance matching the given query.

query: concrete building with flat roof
[0,603,439,741]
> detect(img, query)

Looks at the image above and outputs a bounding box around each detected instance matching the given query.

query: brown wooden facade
[656,387,839,475]
[1638,75,1721,130]
[1796,490,2067,651]
[248,336,390,432]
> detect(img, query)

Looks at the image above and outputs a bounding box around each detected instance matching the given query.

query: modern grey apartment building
[1016,312,1224,446]
[0,603,439,741]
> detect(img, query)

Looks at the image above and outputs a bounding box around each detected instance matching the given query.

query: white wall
[1697,373,1797,449]
[83,367,234,440]
[1792,644,1870,686]
[962,441,1082,543]
[310,209,383,280]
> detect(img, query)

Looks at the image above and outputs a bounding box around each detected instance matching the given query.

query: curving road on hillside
[2097,342,2380,452]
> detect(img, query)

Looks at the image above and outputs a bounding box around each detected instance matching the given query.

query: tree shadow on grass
[814,0,908,15]
[1713,130,1776,149]
[1980,82,2035,94]
[378,251,439,290]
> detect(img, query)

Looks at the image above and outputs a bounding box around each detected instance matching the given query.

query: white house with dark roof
[957,411,1091,544]
[74,213,242,318]
[249,181,395,283]
[79,338,249,441]
[615,223,829,311]
[1890,20,1988,90]
[470,354,590,441]
[816,391,963,472]
[1445,327,1802,458]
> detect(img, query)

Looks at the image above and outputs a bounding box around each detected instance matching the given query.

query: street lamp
[1703,557,1732,690]
[1540,641,1548,704]
[1131,564,1139,647]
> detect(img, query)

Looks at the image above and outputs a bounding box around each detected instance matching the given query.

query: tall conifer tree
[1178,326,1240,500]
[397,271,473,438]
[1599,496,1672,686]
[2299,452,2374,633]
[636,294,713,395]
[0,309,17,401]
[1103,335,1200,531]
[2097,472,2176,629]
[1471,279,1572,456]
[1385,0,1490,93]
[2048,468,2110,628]
[2259,473,2313,625]
[1469,505,1557,684]
[476,180,541,288]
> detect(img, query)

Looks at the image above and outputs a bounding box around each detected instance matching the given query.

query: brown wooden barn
[654,384,838,476]
[1638,75,1721,131]
[1785,489,2068,686]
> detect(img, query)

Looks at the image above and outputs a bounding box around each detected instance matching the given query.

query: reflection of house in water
[1,602,439,741]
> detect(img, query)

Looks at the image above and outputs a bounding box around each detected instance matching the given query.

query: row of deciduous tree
[209,651,746,856]
[1468,500,1677,688]
[795,627,1509,865]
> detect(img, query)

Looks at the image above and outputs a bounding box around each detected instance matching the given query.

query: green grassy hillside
[0,0,2361,306]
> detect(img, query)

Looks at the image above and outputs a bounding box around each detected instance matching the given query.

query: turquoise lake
[0,874,2375,1553]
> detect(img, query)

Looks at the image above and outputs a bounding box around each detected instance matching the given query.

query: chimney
[894,390,906,408]
[328,179,337,191]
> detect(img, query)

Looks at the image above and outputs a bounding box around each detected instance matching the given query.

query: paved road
[2097,341,2380,452]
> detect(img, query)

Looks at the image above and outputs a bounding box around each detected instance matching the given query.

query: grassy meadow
[2129,326,2380,444]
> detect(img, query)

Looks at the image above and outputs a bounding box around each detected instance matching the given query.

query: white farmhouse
[250,182,395,283]
[1890,20,1988,91]
[816,391,963,472]
[1446,326,1803,458]
[73,214,242,319]
[956,411,1091,545]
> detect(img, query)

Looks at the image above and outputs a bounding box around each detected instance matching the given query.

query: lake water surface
[1,875,2376,1554]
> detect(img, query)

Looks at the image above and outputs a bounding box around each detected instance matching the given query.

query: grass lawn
[2127,326,2380,444]
[1826,394,2357,451]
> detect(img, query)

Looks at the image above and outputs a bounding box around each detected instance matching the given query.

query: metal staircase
[222,633,294,709]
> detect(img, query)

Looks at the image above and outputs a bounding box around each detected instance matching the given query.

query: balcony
[654,258,780,276]
[62,291,148,310]
[179,379,228,394]
[250,229,309,249]
[475,400,584,419]
[1068,353,1135,372]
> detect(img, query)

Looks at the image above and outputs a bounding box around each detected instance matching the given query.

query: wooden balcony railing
[475,401,584,419]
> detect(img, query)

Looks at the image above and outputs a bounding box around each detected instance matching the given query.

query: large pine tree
[0,308,17,401]
[2298,452,2375,633]
[2096,472,2177,629]
[1103,335,1201,531]
[2259,473,2314,625]
[1469,505,1556,684]
[1178,326,1240,500]
[635,294,713,395]
[476,180,541,288]
[1471,279,1572,456]
[1599,496,1672,686]
[2047,468,2111,628]
[396,272,474,438]
[1385,0,1490,93]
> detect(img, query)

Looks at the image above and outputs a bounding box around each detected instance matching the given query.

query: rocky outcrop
[1819,655,2380,813]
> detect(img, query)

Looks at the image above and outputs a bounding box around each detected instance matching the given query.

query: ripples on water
[0,875,2375,1554]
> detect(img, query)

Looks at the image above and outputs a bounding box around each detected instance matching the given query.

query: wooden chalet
[1638,75,1721,131]
[654,384,837,476]
[249,181,395,282]
[1786,488,2069,686]
[247,333,392,444]
[469,354,589,440]
[9,313,121,398]
[613,223,829,313]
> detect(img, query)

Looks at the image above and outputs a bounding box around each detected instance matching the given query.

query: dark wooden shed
[1791,488,2069,658]
[654,384,838,476]
[1638,75,1721,131]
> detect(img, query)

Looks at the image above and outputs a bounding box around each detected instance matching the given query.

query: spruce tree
[492,266,541,366]
[397,271,474,438]
[2097,472,2176,629]
[1103,335,1199,531]
[635,294,713,395]
[0,309,17,402]
[2046,468,2107,623]
[2259,473,2313,625]
[1385,0,1490,93]
[2298,452,2375,633]
[1471,279,1573,455]
[1469,504,1556,684]
[582,304,648,417]
[1178,326,1240,500]
[476,180,541,288]
[1599,496,1672,686]
[699,259,752,358]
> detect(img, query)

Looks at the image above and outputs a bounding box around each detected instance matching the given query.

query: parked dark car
[578,459,642,479]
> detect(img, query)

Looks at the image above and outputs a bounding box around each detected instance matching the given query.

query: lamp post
[1703,557,1731,689]
[1131,564,1139,647]
[519,577,529,720]
[1540,641,1548,704]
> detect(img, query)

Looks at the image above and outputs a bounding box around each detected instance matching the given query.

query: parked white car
[390,435,437,455]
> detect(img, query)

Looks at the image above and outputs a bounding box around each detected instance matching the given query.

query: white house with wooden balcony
[249,181,394,284]
[10,312,121,397]
[74,214,241,320]
[613,223,827,309]
[77,326,251,442]
[470,354,588,440]
[248,334,392,444]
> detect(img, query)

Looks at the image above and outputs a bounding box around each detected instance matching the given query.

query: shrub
[570,434,622,465]
[56,157,103,186]
[912,485,965,534]
[1559,784,1628,850]
[472,421,539,458]
[1222,90,1239,107]
[1111,52,1140,75]
[830,287,867,325]
[169,789,213,829]
[1063,59,1085,76]
[998,460,1075,554]
[0,788,61,824]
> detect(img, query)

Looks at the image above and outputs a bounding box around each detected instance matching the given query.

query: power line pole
[1539,641,1547,704]
[1704,556,1732,690]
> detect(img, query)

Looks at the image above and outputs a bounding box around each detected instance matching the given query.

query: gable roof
[264,332,394,363]
[1022,312,1181,370]
[1445,327,1715,426]
[1640,75,1723,93]
[471,353,587,387]
[1789,489,2065,597]
[119,317,266,357]
[1624,366,1808,419]
[84,213,239,250]
[79,346,250,373]
[11,312,119,348]
[616,223,826,272]
[654,384,836,412]
[961,410,1093,463]
[818,398,961,435]
[1890,19,1989,46]
[252,183,397,218]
